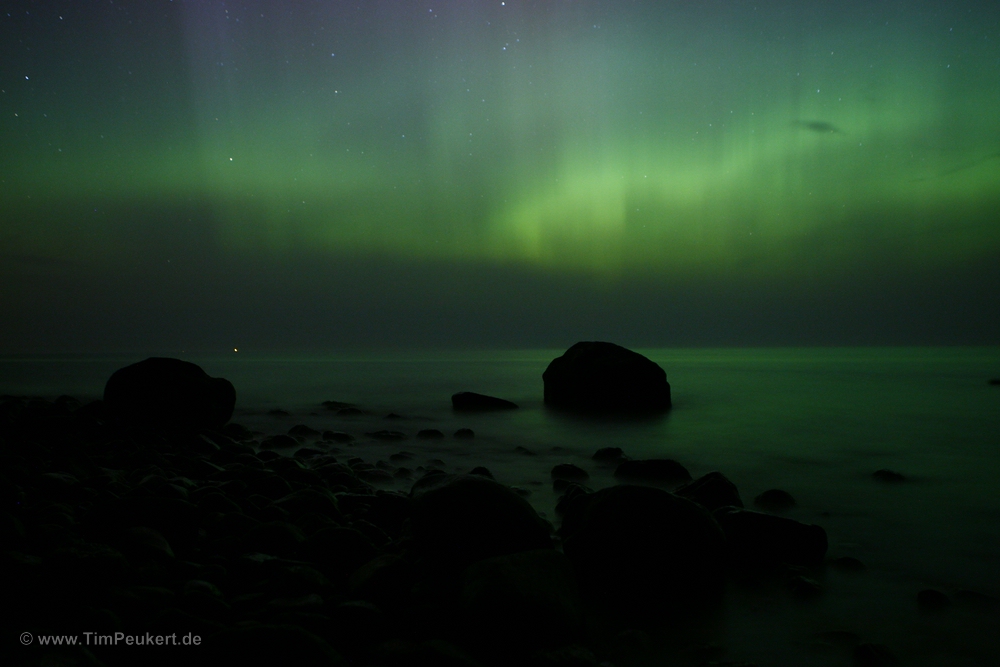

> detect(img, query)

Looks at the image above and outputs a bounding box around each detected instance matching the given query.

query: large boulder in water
[558,485,726,620]
[543,342,671,414]
[713,506,827,566]
[104,357,236,432]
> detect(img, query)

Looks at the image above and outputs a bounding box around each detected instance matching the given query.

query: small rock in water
[323,430,354,442]
[551,463,590,482]
[454,428,475,439]
[259,434,298,449]
[385,412,403,419]
[754,488,796,511]
[592,447,628,464]
[452,391,519,411]
[337,406,365,416]
[469,466,494,479]
[288,424,320,437]
[366,430,406,441]
[514,446,536,456]
[872,469,906,483]
[416,428,445,439]
[988,378,1000,385]
[917,589,951,610]
[267,408,290,416]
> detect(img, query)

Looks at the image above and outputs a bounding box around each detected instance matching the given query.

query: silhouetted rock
[103,357,236,431]
[558,485,726,620]
[543,342,671,414]
[289,424,321,437]
[417,428,445,439]
[454,428,475,439]
[753,488,796,511]
[917,589,950,610]
[872,469,906,483]
[409,474,552,573]
[366,430,406,441]
[591,447,628,464]
[713,506,828,566]
[461,549,584,656]
[614,459,691,485]
[988,378,1000,386]
[452,392,519,411]
[551,464,590,483]
[676,471,743,511]
[853,642,899,666]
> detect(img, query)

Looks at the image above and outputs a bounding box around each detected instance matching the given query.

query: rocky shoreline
[4,351,932,667]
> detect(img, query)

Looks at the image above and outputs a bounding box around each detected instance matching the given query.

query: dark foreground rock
[543,342,671,414]
[451,392,519,411]
[103,357,236,431]
[713,506,828,566]
[558,485,726,621]
[614,458,691,485]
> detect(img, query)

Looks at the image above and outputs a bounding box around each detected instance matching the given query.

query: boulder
[676,471,743,511]
[410,474,553,573]
[753,488,796,511]
[103,357,235,432]
[558,485,726,619]
[614,459,691,485]
[452,392,519,411]
[713,506,827,566]
[543,342,671,414]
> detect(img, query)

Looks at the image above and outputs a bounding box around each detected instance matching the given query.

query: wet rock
[830,556,866,572]
[872,469,906,483]
[337,407,365,416]
[375,638,485,667]
[417,429,445,439]
[853,642,899,666]
[543,341,671,414]
[788,574,823,598]
[103,357,236,432]
[551,464,589,483]
[366,430,406,441]
[323,430,354,443]
[988,378,1000,385]
[514,446,536,456]
[241,521,306,558]
[410,474,553,573]
[469,466,494,479]
[676,471,743,511]
[559,485,726,619]
[917,588,951,610]
[753,489,796,511]
[527,644,601,667]
[223,422,254,440]
[713,506,828,566]
[203,623,347,666]
[452,391,519,411]
[461,549,584,655]
[349,554,415,611]
[954,589,1000,612]
[260,434,299,450]
[614,459,691,485]
[289,424,321,437]
[454,428,475,439]
[591,447,628,464]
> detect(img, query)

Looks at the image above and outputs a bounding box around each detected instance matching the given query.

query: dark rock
[241,521,305,558]
[103,357,236,432]
[454,428,475,439]
[452,391,519,411]
[223,422,254,440]
[543,341,671,414]
[366,430,406,441]
[375,638,485,667]
[469,466,494,479]
[917,589,951,610]
[461,549,584,655]
[349,554,415,611]
[713,506,828,566]
[337,407,365,416]
[830,556,866,572]
[988,378,1000,385]
[676,471,743,511]
[527,644,601,667]
[559,485,726,619]
[384,412,403,419]
[267,408,290,416]
[514,446,536,456]
[288,424,321,437]
[753,488,796,511]
[323,430,354,443]
[788,574,823,598]
[853,642,899,666]
[872,469,906,483]
[614,459,691,485]
[954,589,1000,612]
[417,428,445,439]
[259,434,299,450]
[551,464,589,483]
[322,400,357,410]
[410,474,553,573]
[203,623,346,666]
[591,447,628,464]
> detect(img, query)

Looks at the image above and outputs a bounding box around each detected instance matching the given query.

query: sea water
[4,347,999,665]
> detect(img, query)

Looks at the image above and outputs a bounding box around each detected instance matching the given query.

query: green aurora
[2,1,999,349]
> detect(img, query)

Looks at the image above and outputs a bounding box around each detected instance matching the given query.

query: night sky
[2,0,999,352]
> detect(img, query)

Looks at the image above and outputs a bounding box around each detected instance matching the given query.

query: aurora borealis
[2,1,999,350]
